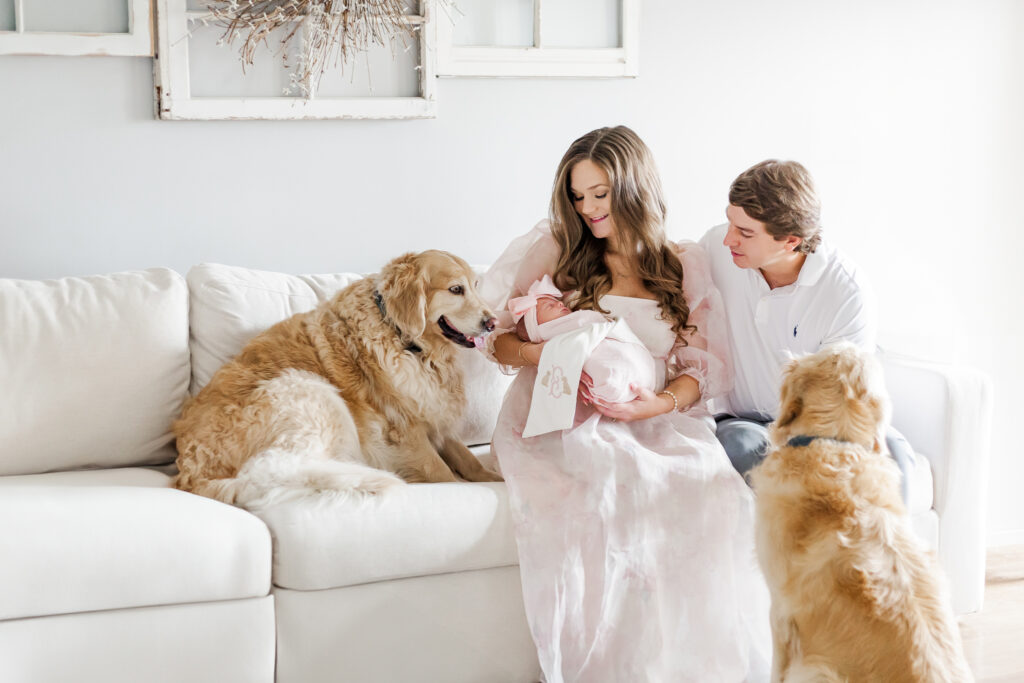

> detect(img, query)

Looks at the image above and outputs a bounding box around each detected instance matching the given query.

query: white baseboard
[987,530,1024,548]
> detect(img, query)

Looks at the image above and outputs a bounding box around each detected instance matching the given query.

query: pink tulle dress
[479,221,772,683]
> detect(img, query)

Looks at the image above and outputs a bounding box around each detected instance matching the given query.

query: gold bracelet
[517,341,530,365]
[658,389,679,413]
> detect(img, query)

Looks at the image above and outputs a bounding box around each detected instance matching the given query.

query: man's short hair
[728,160,822,254]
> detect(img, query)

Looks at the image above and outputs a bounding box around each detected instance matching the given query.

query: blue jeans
[714,416,914,504]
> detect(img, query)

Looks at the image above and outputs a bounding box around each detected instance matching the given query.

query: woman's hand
[591,384,674,423]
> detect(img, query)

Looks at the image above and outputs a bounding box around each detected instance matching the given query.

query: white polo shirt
[700,223,877,421]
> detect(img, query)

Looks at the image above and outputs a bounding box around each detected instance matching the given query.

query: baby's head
[515,296,571,341]
[508,275,570,343]
[536,296,571,324]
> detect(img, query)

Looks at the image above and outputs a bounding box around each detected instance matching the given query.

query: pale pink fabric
[480,221,771,682]
[509,274,564,342]
[529,309,658,406]
[579,335,657,405]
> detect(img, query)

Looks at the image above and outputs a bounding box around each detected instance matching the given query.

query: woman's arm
[591,374,700,423]
[492,332,546,367]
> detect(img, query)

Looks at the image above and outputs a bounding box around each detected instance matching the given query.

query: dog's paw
[469,468,504,483]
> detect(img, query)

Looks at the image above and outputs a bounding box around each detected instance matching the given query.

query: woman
[480,126,771,682]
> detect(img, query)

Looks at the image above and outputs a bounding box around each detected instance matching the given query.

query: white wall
[2,0,1021,544]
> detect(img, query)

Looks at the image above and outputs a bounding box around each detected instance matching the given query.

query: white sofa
[0,264,992,683]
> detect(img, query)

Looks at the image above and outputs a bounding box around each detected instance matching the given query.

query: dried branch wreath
[203,0,434,95]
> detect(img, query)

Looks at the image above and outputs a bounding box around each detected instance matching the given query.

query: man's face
[723,205,800,271]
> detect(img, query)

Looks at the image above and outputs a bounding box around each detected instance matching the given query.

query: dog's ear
[866,396,888,453]
[776,391,803,430]
[378,253,427,340]
[775,358,804,429]
[841,356,869,401]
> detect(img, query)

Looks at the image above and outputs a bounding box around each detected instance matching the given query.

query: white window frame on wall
[0,0,152,56]
[435,0,638,78]
[154,0,437,120]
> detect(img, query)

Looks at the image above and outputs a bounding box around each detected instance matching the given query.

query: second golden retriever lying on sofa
[751,344,972,683]
[173,250,502,509]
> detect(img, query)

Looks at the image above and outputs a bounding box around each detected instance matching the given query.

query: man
[700,159,913,502]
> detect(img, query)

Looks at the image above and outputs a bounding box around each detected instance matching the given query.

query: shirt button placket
[755,298,768,326]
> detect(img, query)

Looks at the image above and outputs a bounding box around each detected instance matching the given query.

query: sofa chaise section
[0,269,276,683]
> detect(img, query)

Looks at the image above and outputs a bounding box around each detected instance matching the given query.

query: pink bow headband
[508,275,562,342]
[508,274,563,321]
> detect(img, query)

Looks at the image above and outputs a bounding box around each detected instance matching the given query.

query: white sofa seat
[905,444,937,552]
[262,482,540,683]
[905,448,935,516]
[0,465,277,683]
[258,481,517,590]
[0,468,271,621]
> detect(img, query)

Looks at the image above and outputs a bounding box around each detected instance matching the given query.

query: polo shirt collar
[794,239,828,287]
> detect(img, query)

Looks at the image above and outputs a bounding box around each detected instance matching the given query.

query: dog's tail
[193,450,405,510]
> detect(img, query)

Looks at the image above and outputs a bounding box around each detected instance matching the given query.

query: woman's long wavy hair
[549,125,694,341]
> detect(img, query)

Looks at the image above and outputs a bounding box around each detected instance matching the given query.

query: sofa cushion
[187,263,512,446]
[187,263,360,394]
[0,468,271,621]
[0,466,172,489]
[906,447,934,516]
[256,481,517,591]
[0,268,190,475]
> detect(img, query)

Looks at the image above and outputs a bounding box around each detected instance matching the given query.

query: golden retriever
[173,250,502,509]
[750,343,972,683]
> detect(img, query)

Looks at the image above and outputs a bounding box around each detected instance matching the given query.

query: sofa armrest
[879,350,993,614]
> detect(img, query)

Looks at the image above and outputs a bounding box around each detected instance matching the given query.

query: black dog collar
[787,435,851,448]
[373,289,422,354]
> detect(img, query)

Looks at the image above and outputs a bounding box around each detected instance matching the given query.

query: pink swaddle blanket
[538,311,658,405]
[509,276,658,407]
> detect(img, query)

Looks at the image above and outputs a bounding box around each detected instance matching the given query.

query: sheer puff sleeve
[667,241,734,402]
[477,220,561,371]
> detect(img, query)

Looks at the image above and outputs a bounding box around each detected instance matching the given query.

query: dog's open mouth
[438,316,477,349]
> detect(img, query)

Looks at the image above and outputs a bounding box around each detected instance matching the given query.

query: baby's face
[535,296,571,324]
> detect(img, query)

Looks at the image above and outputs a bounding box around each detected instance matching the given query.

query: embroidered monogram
[541,366,573,398]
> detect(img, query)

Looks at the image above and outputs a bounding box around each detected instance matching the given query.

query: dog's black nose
[483,317,497,332]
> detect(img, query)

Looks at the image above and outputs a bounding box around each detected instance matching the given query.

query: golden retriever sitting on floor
[173,250,502,510]
[750,343,972,683]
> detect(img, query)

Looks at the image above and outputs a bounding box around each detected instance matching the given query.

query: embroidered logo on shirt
[541,366,573,398]
[793,325,798,338]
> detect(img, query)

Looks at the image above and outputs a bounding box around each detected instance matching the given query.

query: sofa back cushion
[0,269,190,475]
[187,263,511,446]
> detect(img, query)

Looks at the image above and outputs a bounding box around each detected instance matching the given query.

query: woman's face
[570,159,615,241]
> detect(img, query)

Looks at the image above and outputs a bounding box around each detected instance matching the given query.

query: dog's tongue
[469,331,493,350]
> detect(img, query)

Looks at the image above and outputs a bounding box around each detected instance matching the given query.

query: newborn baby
[510,276,658,406]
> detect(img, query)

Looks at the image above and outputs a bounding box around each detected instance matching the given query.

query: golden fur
[750,344,972,683]
[173,250,502,509]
